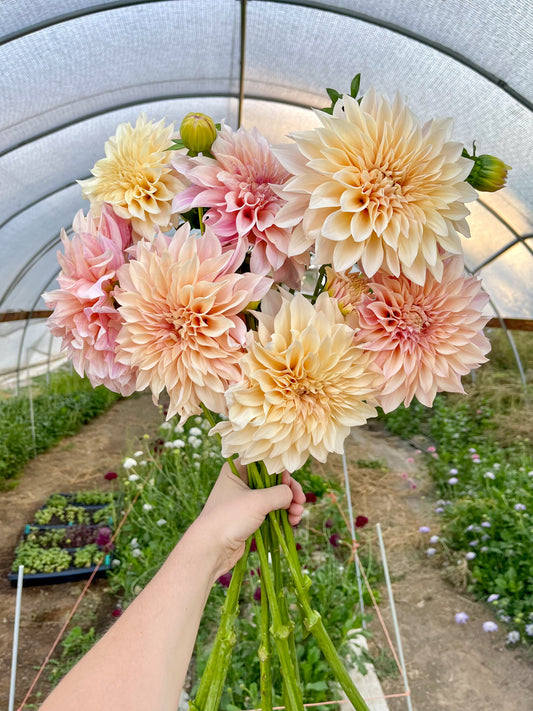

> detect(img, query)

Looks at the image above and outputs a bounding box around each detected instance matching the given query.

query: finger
[288,502,304,519]
[281,471,306,504]
[221,461,248,489]
[250,484,292,517]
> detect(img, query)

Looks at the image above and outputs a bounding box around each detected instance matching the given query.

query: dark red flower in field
[305,492,317,503]
[250,537,257,552]
[104,471,118,481]
[253,586,262,602]
[218,572,232,588]
[325,518,334,528]
[355,515,369,528]
[111,608,122,618]
[96,527,113,548]
[329,533,341,548]
[296,542,303,551]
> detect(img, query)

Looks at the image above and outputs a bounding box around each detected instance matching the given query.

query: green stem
[259,522,273,711]
[311,264,327,304]
[248,463,303,711]
[191,539,252,711]
[198,206,205,234]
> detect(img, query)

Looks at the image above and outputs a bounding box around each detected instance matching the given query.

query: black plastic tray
[8,555,111,587]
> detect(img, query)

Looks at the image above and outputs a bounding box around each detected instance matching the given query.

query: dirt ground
[1,393,533,710]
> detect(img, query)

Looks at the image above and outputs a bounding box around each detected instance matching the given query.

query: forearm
[40,524,219,711]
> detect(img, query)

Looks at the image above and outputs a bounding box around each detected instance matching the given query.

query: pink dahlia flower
[43,205,137,395]
[172,125,309,287]
[355,256,490,411]
[114,223,272,421]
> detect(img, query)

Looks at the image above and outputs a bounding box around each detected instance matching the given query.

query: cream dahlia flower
[79,115,186,240]
[325,267,369,328]
[172,124,309,287]
[274,90,478,285]
[354,256,490,412]
[43,205,137,396]
[114,224,272,421]
[212,291,381,474]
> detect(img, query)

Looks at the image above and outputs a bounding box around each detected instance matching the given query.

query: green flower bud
[466,154,511,192]
[179,112,217,155]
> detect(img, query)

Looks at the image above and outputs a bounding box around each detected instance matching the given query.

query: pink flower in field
[355,256,490,412]
[172,125,309,286]
[115,223,271,421]
[43,205,137,396]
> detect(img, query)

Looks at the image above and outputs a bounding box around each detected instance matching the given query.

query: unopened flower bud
[179,112,217,155]
[466,154,511,192]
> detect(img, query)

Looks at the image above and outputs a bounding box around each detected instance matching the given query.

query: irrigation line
[376,523,413,711]
[8,566,24,711]
[341,448,366,628]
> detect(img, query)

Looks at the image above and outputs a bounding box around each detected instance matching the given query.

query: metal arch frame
[1,0,531,112]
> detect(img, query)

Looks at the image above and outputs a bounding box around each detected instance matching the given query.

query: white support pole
[376,524,413,711]
[341,448,366,628]
[8,565,24,711]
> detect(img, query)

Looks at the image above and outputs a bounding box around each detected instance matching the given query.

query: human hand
[188,462,306,579]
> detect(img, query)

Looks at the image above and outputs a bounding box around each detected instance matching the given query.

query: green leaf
[326,87,340,105]
[306,681,329,692]
[350,73,361,98]
[319,107,334,114]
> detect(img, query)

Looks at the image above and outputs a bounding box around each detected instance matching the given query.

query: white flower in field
[157,519,167,527]
[449,468,458,475]
[528,470,533,477]
[525,624,533,637]
[426,547,437,556]
[142,503,153,512]
[194,462,201,470]
[164,441,176,449]
[468,448,477,453]
[173,439,186,448]
[482,621,498,633]
[133,450,144,458]
[429,535,439,544]
[435,507,444,514]
[123,457,137,469]
[514,503,526,512]
[132,548,142,558]
[160,422,172,430]
[130,538,139,548]
[480,546,489,553]
[139,460,147,466]
[448,477,459,485]
[189,427,202,437]
[487,594,500,603]
[481,520,491,528]
[507,631,520,644]
[188,437,202,448]
[134,585,142,595]
[193,453,201,460]
[493,463,501,469]
[484,472,495,480]
[111,559,121,568]
[201,421,210,431]
[465,551,476,560]
[174,424,184,434]
[128,474,140,482]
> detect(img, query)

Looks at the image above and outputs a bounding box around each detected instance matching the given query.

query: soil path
[1,397,532,710]
[333,423,533,711]
[0,393,163,709]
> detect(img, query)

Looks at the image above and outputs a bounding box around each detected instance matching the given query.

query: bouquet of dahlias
[44,75,508,711]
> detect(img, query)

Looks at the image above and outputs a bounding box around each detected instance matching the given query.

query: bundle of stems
[190,457,371,711]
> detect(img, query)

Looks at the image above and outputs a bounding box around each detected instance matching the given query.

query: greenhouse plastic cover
[0,0,532,382]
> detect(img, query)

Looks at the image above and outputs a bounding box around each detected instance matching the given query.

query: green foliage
[48,627,97,686]
[0,369,120,487]
[12,542,71,574]
[381,390,533,643]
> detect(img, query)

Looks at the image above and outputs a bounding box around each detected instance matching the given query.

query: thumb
[251,484,292,518]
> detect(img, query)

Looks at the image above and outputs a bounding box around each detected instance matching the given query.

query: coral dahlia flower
[43,205,137,395]
[274,90,477,285]
[114,224,272,421]
[355,256,490,411]
[79,115,186,240]
[172,125,309,286]
[212,291,381,474]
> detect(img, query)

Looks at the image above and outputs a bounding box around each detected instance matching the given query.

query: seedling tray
[8,554,111,587]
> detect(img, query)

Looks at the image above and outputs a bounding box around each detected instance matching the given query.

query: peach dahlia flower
[172,124,309,286]
[43,205,137,395]
[274,90,477,285]
[212,291,381,474]
[79,115,186,240]
[114,224,272,421]
[355,256,490,412]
